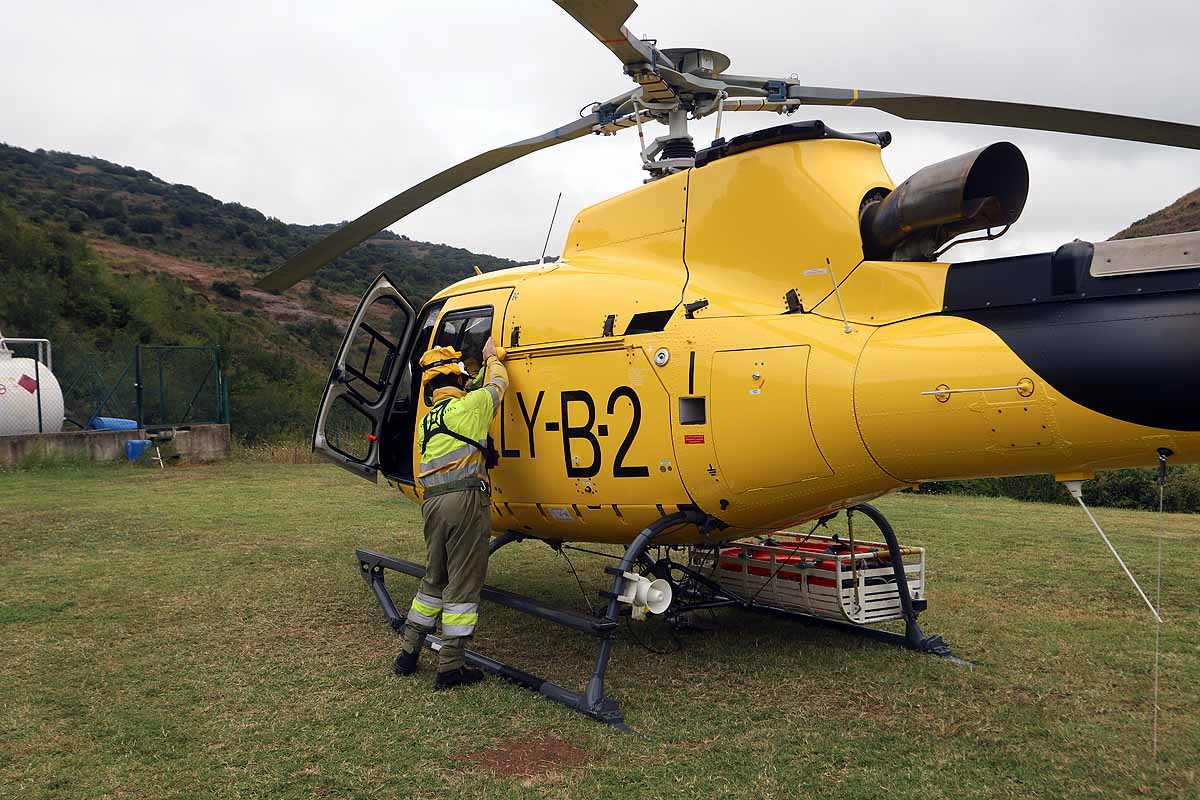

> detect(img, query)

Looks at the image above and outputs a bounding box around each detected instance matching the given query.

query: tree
[211,280,242,300]
[174,206,199,227]
[102,219,128,236]
[129,214,163,234]
[100,195,127,221]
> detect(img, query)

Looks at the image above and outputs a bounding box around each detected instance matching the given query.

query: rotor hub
[660,48,731,79]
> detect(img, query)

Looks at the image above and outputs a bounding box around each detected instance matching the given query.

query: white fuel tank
[0,350,65,436]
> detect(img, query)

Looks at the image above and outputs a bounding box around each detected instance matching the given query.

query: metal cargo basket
[690,534,926,625]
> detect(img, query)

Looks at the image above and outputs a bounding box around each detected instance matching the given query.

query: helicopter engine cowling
[859,142,1029,261]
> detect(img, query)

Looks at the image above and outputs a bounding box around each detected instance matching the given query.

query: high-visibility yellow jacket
[416,355,508,495]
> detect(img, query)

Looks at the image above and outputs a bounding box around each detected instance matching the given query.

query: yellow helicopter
[256,1,1200,727]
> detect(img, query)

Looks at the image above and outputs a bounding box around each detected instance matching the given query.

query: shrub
[211,280,242,300]
[174,206,199,227]
[129,214,163,234]
[102,219,128,236]
[100,195,127,221]
[924,465,1200,513]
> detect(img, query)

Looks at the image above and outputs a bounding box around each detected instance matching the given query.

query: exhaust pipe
[860,142,1029,261]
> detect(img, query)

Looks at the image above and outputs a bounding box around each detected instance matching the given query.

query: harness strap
[419,398,487,457]
[424,477,490,498]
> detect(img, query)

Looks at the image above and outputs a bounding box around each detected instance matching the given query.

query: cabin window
[340,293,413,407]
[434,306,495,378]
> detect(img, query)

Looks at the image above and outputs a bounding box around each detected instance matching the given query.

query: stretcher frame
[692,535,926,625]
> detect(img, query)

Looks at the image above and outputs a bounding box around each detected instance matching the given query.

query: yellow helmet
[419,346,468,382]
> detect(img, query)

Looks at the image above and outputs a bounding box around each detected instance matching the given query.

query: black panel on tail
[944,246,1200,431]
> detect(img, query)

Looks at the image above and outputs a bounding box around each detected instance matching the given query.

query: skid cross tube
[355,510,705,730]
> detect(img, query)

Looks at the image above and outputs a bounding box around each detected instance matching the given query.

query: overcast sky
[4,1,1199,265]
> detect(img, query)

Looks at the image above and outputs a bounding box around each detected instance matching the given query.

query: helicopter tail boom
[854,241,1200,484]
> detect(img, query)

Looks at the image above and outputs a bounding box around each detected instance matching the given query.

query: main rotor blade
[550,0,658,68]
[718,76,1200,150]
[256,114,602,292]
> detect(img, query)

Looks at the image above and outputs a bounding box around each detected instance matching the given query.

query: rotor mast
[628,107,695,179]
[613,46,733,179]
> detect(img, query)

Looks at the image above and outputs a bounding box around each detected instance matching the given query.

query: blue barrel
[90,416,139,431]
[125,439,153,461]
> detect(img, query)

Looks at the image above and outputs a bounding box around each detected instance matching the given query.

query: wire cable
[556,545,594,616]
[624,611,681,655]
[1070,492,1162,623]
[561,544,623,561]
[1153,450,1170,759]
[1065,474,1167,760]
[1154,479,1163,759]
[747,520,826,605]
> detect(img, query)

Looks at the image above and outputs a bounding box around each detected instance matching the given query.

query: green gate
[135,346,229,429]
[57,345,229,430]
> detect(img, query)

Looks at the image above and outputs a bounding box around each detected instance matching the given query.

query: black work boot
[434,666,485,691]
[393,649,419,677]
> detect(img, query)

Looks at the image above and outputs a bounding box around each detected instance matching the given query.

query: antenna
[539,192,563,264]
[825,258,853,334]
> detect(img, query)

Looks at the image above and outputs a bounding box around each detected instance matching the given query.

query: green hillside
[1112,187,1200,240]
[0,142,524,442]
[0,201,324,440]
[0,142,520,300]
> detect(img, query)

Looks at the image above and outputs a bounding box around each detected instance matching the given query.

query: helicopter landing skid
[753,603,967,664]
[355,505,965,732]
[355,510,709,733]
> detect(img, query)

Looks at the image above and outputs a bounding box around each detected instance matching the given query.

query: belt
[423,477,491,499]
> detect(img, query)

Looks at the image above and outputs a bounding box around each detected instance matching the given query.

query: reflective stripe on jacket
[417,356,508,490]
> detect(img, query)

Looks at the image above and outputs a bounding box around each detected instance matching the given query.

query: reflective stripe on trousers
[406,590,443,627]
[441,601,479,637]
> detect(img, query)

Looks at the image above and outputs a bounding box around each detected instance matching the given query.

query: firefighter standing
[393,336,508,689]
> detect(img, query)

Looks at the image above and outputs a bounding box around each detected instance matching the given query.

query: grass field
[2,462,1197,799]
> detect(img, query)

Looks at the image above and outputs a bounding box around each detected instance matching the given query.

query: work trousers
[400,486,491,672]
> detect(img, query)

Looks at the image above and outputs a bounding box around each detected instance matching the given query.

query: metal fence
[133,346,229,430]
[0,341,228,436]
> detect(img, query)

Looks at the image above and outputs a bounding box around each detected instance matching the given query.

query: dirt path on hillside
[89,238,359,325]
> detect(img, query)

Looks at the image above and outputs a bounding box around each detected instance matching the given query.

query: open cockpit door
[313,273,416,482]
